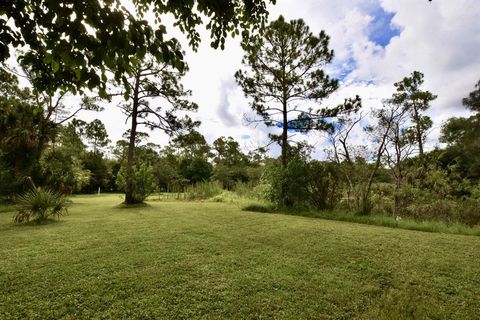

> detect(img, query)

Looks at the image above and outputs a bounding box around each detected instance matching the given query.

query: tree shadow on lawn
[13,218,66,227]
[114,202,151,210]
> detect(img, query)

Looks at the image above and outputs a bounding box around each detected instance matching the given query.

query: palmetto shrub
[14,189,69,224]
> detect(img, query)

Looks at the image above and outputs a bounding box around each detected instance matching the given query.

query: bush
[307,161,343,210]
[376,183,480,226]
[0,159,23,197]
[456,198,480,227]
[370,183,395,215]
[259,159,344,210]
[260,157,311,207]
[40,149,91,194]
[405,199,457,222]
[116,163,156,203]
[212,164,250,190]
[185,181,223,200]
[470,183,480,199]
[232,181,267,200]
[252,183,272,201]
[14,189,69,224]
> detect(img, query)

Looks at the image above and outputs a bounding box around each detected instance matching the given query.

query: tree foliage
[0,68,55,191]
[391,71,436,160]
[462,80,480,112]
[172,129,211,159]
[213,136,248,167]
[440,80,480,182]
[179,157,213,184]
[212,136,250,188]
[85,119,110,154]
[1,0,274,95]
[235,15,360,167]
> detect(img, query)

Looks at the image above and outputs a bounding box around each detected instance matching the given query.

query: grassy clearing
[240,198,480,237]
[308,210,480,236]
[1,194,479,319]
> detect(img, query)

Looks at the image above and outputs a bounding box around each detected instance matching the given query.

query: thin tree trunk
[412,103,424,160]
[394,179,401,216]
[394,137,402,216]
[360,117,392,215]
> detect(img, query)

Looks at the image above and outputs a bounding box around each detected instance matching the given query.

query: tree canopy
[1,0,274,95]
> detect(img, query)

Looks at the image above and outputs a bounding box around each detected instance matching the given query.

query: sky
[75,0,480,158]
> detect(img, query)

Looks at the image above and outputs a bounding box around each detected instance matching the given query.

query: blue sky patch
[336,57,357,82]
[368,6,401,47]
[275,116,337,134]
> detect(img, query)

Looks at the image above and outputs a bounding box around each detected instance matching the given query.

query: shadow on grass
[13,218,65,227]
[242,203,277,213]
[0,204,15,214]
[114,202,151,210]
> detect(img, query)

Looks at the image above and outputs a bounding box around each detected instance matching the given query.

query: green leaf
[75,68,82,80]
[43,54,53,64]
[99,87,107,99]
[52,61,60,73]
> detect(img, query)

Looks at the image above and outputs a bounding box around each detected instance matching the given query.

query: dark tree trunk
[281,98,293,207]
[281,99,288,168]
[31,119,53,185]
[125,74,140,204]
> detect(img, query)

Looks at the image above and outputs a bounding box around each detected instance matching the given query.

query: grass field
[1,194,479,319]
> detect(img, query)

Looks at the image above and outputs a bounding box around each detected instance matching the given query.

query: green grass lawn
[1,195,479,319]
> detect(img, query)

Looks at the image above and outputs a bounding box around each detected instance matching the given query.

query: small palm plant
[14,189,69,224]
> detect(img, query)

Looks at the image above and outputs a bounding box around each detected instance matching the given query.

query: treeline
[0,68,263,198]
[251,75,480,226]
[1,12,479,227]
[1,64,479,226]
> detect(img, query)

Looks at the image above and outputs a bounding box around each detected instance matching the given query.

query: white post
[98,187,101,195]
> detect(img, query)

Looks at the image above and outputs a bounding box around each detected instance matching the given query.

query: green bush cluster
[259,158,343,210]
[116,163,156,203]
[253,157,480,228]
[367,184,480,226]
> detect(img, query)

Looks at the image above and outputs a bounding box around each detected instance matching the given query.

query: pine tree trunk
[125,74,140,204]
[281,99,288,168]
[281,98,292,207]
